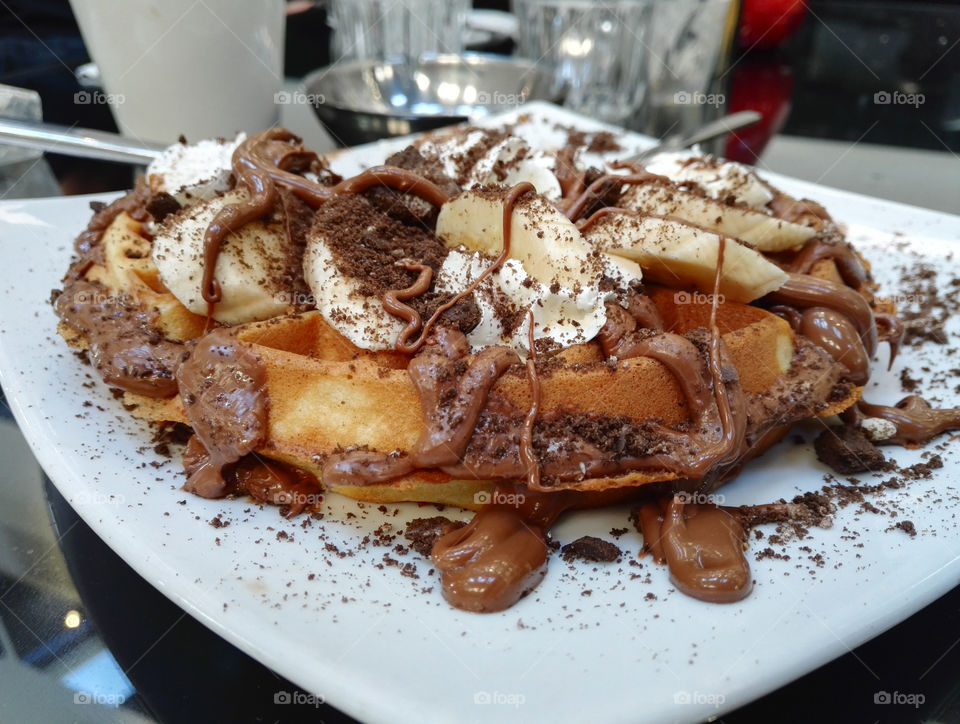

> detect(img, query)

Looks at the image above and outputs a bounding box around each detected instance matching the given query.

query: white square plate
[1,103,959,723]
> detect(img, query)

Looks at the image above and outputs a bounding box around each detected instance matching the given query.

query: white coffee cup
[69,0,284,143]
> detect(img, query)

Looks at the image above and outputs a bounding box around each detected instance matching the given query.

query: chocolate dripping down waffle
[53,126,959,612]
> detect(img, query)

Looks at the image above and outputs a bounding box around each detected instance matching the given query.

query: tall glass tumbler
[638,0,736,136]
[645,0,734,106]
[512,0,652,123]
[329,0,470,63]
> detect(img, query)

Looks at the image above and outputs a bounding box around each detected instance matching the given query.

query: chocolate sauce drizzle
[637,496,752,603]
[575,205,639,233]
[201,147,277,313]
[430,484,575,612]
[55,278,184,397]
[200,129,451,320]
[176,328,269,497]
[767,272,878,357]
[379,182,536,354]
[380,261,433,351]
[63,126,960,612]
[787,237,867,289]
[843,396,960,446]
[562,170,665,221]
[520,309,542,490]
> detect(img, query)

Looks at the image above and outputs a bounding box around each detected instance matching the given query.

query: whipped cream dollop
[434,250,630,356]
[304,242,636,357]
[302,238,406,350]
[416,129,562,201]
[643,150,774,208]
[147,133,245,206]
[152,188,296,325]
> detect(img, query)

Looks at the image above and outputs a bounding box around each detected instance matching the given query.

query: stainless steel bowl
[303,54,560,147]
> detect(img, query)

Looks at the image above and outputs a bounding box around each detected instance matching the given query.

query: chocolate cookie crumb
[145,192,181,223]
[814,425,888,474]
[561,536,622,563]
[404,516,463,557]
[896,520,917,536]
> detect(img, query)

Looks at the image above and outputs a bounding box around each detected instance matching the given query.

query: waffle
[79,200,856,508]
[57,135,868,515]
[58,123,930,611]
[58,211,207,348]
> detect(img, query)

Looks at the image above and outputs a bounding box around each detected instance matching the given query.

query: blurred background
[1,0,957,195]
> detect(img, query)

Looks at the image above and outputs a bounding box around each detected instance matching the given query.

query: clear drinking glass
[329,0,470,63]
[632,0,735,137]
[512,0,653,123]
[645,0,735,106]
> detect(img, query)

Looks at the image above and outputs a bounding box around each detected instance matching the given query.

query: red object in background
[738,0,807,50]
[723,57,794,164]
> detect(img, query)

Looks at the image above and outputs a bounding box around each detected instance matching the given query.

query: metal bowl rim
[301,53,553,121]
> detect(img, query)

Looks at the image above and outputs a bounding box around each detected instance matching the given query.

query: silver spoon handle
[631,110,763,162]
[678,110,762,148]
[0,118,167,165]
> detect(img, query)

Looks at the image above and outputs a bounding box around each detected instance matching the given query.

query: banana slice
[499,156,563,200]
[620,183,815,253]
[436,189,641,291]
[302,230,405,351]
[435,188,642,354]
[417,130,562,200]
[152,189,297,325]
[583,212,787,303]
[643,151,773,208]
